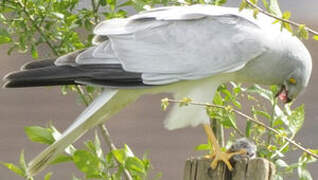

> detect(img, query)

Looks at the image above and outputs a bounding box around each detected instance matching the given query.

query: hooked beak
[275,85,292,103]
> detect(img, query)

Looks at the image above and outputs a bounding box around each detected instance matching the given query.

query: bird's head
[276,38,312,104]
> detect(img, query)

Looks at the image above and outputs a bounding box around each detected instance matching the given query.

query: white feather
[27,89,139,176]
[163,74,231,130]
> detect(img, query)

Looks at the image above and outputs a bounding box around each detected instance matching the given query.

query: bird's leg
[203,124,246,171]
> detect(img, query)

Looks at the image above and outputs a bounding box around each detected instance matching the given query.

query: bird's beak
[275,85,292,103]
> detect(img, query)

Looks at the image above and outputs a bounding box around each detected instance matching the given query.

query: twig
[74,85,90,106]
[76,88,133,180]
[17,0,59,56]
[91,0,99,24]
[267,99,277,145]
[166,98,318,159]
[271,134,296,159]
[244,0,318,36]
[99,125,133,180]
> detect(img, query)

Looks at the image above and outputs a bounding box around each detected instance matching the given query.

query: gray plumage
[228,138,257,162]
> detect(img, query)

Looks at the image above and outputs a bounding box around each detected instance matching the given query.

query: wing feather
[85,5,270,85]
[54,5,275,86]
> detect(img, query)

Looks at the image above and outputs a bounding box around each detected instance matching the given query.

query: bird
[2,4,312,176]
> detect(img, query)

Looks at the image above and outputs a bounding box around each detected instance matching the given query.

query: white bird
[3,4,312,176]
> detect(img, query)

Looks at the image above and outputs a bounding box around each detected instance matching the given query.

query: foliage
[2,129,154,180]
[212,83,316,180]
[0,0,317,180]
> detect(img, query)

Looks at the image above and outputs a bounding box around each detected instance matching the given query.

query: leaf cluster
[193,82,317,180]
[3,125,157,180]
[240,0,318,41]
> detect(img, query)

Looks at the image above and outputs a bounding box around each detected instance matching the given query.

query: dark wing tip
[21,59,56,70]
[2,71,18,81]
[2,81,11,88]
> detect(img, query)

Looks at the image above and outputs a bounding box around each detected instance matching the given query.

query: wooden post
[184,157,276,180]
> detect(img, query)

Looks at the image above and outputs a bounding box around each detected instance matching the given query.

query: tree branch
[244,0,318,36]
[166,98,318,159]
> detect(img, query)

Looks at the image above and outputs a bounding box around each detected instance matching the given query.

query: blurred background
[0,0,318,179]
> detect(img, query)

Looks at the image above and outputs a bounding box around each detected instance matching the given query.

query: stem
[99,125,133,180]
[91,0,100,24]
[267,99,277,145]
[245,0,318,36]
[74,85,90,106]
[210,118,224,147]
[76,87,133,179]
[271,134,296,159]
[167,98,318,159]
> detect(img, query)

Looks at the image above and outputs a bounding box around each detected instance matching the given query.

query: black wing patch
[3,59,149,88]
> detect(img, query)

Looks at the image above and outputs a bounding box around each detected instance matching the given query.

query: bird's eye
[289,78,296,84]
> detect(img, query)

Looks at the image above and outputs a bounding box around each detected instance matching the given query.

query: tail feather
[27,89,140,176]
[3,59,144,88]
[21,59,56,70]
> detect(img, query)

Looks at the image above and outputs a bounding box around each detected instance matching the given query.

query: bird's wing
[7,5,269,88]
[68,5,268,85]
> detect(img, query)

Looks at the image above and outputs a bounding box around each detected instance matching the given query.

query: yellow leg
[203,124,246,171]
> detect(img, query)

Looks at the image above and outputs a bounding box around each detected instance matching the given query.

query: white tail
[27,89,127,176]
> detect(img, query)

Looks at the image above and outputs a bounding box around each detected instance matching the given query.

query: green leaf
[195,144,210,151]
[73,150,101,177]
[288,105,304,134]
[222,112,237,128]
[112,149,126,164]
[297,24,309,40]
[0,28,11,44]
[275,159,288,168]
[261,0,269,11]
[106,0,117,11]
[31,45,39,59]
[44,172,53,180]
[24,126,55,145]
[213,0,227,6]
[0,162,24,177]
[126,157,146,176]
[253,109,271,120]
[246,84,273,103]
[179,97,192,107]
[161,98,170,111]
[245,120,252,137]
[282,11,291,19]
[253,8,259,18]
[124,144,135,157]
[298,166,313,180]
[213,91,224,105]
[313,35,318,41]
[19,150,27,171]
[239,0,247,12]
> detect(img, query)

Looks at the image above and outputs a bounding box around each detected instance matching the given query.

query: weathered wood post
[184,157,276,180]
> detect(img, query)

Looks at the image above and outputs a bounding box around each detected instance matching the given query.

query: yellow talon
[202,124,247,171]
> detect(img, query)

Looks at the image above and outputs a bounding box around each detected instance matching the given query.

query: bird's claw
[204,149,247,171]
